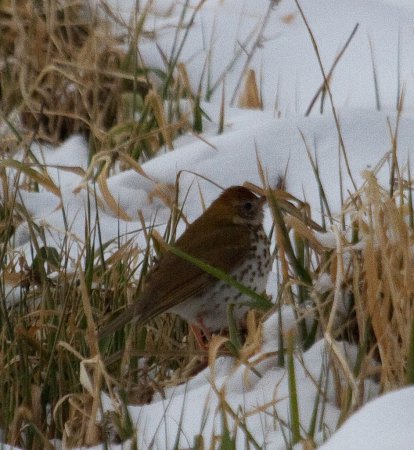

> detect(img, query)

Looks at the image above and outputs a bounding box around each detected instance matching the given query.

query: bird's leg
[190,325,207,349]
[190,319,212,349]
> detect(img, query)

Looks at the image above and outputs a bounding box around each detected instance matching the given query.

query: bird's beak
[258,195,267,207]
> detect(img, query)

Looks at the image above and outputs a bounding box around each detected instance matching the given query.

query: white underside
[169,231,270,332]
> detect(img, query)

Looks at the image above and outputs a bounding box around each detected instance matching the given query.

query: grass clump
[0,0,201,160]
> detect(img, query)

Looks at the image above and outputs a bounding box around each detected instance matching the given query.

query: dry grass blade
[284,215,324,253]
[305,23,359,116]
[238,69,262,109]
[324,334,359,408]
[0,159,60,196]
[294,0,358,193]
[97,161,132,221]
[145,90,174,150]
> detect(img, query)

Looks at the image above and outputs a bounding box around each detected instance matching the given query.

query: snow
[319,386,414,450]
[98,320,378,449]
[125,339,343,450]
[129,0,414,113]
[12,109,414,263]
[4,0,414,448]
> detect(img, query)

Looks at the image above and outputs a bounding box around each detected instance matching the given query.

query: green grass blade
[167,245,273,311]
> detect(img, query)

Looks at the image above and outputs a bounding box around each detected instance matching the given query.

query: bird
[99,185,271,342]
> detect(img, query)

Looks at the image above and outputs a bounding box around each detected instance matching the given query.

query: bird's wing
[99,225,251,338]
[136,224,251,318]
[97,268,211,339]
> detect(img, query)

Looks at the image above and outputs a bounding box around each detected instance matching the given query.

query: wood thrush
[99,186,271,340]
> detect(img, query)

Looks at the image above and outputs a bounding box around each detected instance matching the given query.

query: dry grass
[0,0,193,157]
[271,169,414,407]
[352,172,414,389]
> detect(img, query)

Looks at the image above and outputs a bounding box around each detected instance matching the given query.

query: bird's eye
[244,202,253,211]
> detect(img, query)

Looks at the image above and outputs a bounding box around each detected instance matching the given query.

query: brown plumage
[99,186,271,339]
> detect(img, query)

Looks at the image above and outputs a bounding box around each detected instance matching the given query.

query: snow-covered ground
[4,0,414,448]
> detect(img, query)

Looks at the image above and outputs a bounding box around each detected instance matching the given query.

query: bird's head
[206,186,266,226]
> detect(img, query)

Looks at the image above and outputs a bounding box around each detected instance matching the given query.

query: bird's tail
[98,303,140,340]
